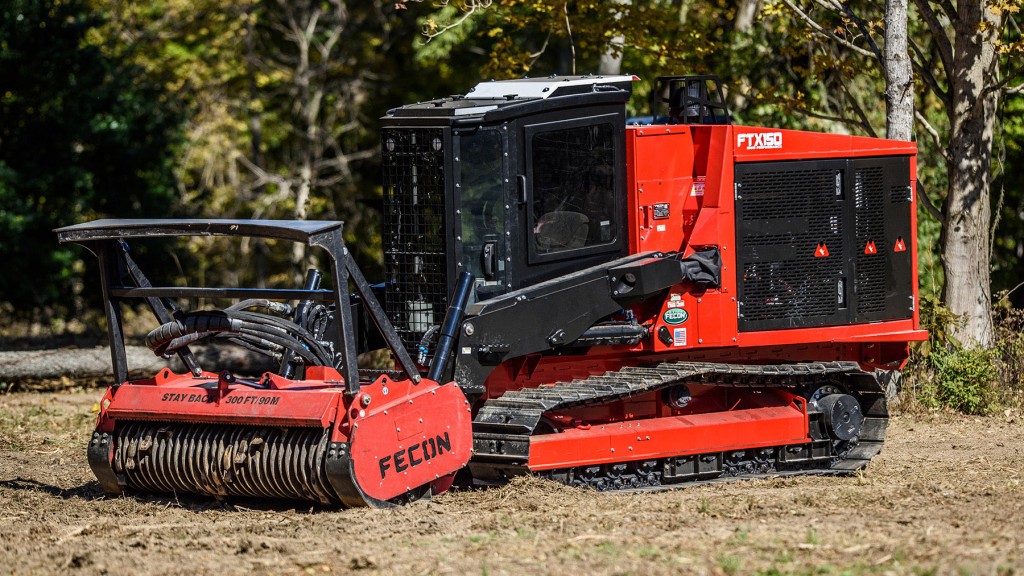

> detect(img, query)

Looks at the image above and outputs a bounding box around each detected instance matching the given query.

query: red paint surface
[529,392,809,471]
[348,380,473,501]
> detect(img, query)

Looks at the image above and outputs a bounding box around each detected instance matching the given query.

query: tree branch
[837,77,878,137]
[910,0,953,83]
[908,37,951,107]
[914,109,951,162]
[983,63,1024,96]
[838,1,884,65]
[563,2,575,75]
[527,30,553,70]
[936,0,958,22]
[781,0,876,58]
[990,115,1007,258]
[781,103,874,131]
[419,0,493,43]
[916,180,945,223]
[236,154,289,189]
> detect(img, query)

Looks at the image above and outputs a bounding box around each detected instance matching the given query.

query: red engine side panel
[624,124,925,367]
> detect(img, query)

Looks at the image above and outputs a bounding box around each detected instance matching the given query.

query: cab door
[453,127,509,303]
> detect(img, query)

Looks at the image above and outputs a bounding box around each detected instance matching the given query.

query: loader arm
[453,252,685,393]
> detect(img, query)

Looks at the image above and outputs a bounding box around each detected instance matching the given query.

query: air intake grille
[381,128,449,353]
[854,167,886,314]
[735,156,914,332]
[736,166,845,325]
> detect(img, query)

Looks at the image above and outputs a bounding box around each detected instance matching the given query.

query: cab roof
[384,75,636,123]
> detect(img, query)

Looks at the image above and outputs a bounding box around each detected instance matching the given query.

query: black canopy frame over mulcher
[56,219,420,395]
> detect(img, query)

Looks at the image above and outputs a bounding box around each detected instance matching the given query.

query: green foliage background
[0,0,1021,371]
[0,0,183,321]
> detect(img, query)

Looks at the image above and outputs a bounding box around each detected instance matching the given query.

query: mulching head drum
[111,422,340,504]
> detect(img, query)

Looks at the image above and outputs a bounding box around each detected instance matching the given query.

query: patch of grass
[697,496,710,515]
[730,526,749,545]
[757,562,887,576]
[717,553,742,576]
[514,527,535,539]
[773,549,793,565]
[595,542,620,557]
[756,568,829,576]
[636,545,660,559]
[467,532,496,544]
[0,398,91,451]
[806,527,821,546]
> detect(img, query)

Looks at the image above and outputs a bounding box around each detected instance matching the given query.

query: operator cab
[380,75,634,353]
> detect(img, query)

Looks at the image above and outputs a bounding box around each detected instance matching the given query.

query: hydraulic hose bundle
[144,298,334,368]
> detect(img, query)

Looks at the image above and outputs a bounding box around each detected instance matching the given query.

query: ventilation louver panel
[854,167,887,315]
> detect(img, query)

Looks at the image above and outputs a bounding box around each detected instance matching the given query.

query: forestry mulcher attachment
[59,75,926,507]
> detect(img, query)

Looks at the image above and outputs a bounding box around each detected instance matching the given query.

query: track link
[469,361,888,490]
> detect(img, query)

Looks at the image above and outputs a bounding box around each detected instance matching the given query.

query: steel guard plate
[348,382,472,502]
[100,385,342,428]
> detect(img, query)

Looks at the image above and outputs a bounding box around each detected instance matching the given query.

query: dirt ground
[0,390,1021,576]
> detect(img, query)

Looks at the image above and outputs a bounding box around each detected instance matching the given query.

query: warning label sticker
[673,328,687,347]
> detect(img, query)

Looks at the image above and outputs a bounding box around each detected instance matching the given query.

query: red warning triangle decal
[864,240,877,255]
[894,237,906,252]
[815,242,830,257]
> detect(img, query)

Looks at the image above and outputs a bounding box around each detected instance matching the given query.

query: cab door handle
[481,241,497,280]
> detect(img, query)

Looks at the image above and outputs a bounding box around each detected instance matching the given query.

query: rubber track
[470,361,888,485]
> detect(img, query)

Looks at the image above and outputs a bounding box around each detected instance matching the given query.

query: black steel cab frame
[379,75,634,358]
[56,219,419,396]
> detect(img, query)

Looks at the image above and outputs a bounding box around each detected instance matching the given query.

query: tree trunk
[734,0,759,32]
[730,0,760,112]
[598,0,629,75]
[288,2,318,282]
[245,7,267,288]
[0,345,275,385]
[883,0,913,142]
[598,39,624,75]
[941,0,1000,347]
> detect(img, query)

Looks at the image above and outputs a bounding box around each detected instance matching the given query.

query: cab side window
[530,123,617,256]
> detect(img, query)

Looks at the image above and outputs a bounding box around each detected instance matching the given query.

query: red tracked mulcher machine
[59,75,926,507]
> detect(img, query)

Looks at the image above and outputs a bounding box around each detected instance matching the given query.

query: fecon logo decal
[379,432,451,479]
[662,308,689,325]
[737,132,782,150]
